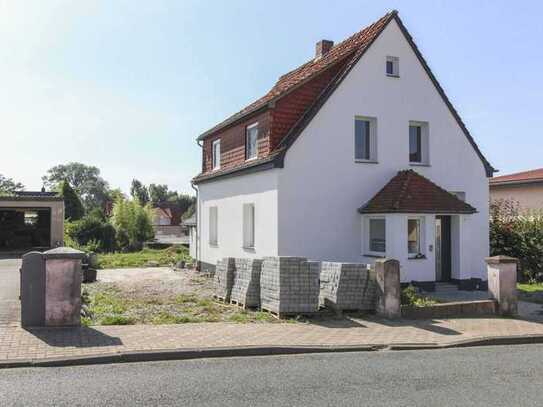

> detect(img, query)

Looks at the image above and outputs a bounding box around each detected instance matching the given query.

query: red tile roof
[359,170,477,214]
[198,11,396,140]
[489,168,543,185]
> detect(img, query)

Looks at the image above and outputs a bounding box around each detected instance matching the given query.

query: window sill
[242,246,255,251]
[409,162,430,167]
[363,253,386,258]
[408,255,427,260]
[386,74,400,78]
[355,159,378,164]
[245,157,258,162]
[209,243,219,247]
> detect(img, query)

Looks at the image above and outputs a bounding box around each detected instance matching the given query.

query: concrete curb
[2,334,543,369]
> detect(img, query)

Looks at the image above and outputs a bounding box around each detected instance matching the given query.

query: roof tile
[359,170,477,214]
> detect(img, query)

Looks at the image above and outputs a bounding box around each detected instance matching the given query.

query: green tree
[59,181,85,221]
[0,174,24,194]
[148,183,168,204]
[130,179,149,205]
[111,199,154,250]
[42,162,109,211]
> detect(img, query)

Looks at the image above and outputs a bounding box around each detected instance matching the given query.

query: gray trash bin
[20,247,85,327]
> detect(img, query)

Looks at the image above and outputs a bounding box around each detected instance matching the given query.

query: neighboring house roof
[153,204,184,226]
[14,191,59,198]
[358,170,477,214]
[193,10,494,184]
[489,168,543,186]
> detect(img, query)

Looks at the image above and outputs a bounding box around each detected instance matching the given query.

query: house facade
[489,168,543,212]
[192,11,494,288]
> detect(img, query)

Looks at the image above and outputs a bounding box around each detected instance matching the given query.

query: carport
[0,192,64,253]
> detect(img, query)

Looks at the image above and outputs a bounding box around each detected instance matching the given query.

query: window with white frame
[355,116,377,162]
[245,123,258,160]
[209,206,218,245]
[368,217,386,254]
[407,218,422,256]
[386,56,399,77]
[242,203,255,248]
[409,121,429,164]
[212,139,221,170]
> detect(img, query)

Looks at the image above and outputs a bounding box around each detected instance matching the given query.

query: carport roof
[0,194,63,202]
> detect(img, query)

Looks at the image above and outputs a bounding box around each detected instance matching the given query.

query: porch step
[433,282,459,292]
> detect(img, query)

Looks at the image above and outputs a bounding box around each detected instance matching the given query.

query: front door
[435,216,451,281]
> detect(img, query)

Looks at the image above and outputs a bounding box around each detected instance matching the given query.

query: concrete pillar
[375,258,401,319]
[486,256,518,316]
[43,247,85,326]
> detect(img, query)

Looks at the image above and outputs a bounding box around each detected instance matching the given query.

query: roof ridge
[197,10,396,140]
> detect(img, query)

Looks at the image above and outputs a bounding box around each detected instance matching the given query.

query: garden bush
[490,199,543,281]
[111,199,154,251]
[65,215,117,252]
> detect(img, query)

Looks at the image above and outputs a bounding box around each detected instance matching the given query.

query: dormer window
[246,123,258,160]
[386,56,399,77]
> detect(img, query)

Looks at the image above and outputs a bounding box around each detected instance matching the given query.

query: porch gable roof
[358,170,477,215]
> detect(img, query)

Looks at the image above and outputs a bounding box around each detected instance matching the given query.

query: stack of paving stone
[319,262,377,311]
[230,258,263,307]
[260,257,320,316]
[214,257,236,302]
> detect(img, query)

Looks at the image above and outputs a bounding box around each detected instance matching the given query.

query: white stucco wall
[197,169,280,268]
[277,19,490,281]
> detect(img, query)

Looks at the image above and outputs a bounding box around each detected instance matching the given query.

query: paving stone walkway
[3,258,543,364]
[2,315,543,363]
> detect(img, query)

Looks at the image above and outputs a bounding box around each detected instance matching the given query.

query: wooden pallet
[260,307,318,320]
[229,299,259,310]
[213,295,229,303]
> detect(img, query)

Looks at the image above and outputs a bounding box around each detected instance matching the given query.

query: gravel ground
[82,267,276,325]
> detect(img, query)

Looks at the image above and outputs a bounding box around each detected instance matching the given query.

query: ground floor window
[408,217,425,258]
[209,206,218,246]
[242,203,255,249]
[368,217,386,254]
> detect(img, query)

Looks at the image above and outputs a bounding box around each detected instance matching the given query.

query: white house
[192,11,495,290]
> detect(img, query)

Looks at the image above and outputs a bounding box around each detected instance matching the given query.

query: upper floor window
[409,121,429,165]
[355,116,377,162]
[386,56,399,77]
[212,139,221,170]
[246,123,258,160]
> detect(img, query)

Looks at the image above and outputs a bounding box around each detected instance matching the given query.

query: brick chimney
[315,39,334,59]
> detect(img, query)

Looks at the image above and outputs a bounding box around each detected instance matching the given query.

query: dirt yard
[82,267,279,325]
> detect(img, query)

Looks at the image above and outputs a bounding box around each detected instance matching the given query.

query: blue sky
[1,0,541,194]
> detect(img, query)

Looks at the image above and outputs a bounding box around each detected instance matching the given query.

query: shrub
[111,198,154,251]
[65,215,117,252]
[490,199,543,281]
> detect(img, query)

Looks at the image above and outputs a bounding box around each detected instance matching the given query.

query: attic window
[386,56,399,77]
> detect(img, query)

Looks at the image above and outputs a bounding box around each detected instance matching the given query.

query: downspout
[191,138,203,271]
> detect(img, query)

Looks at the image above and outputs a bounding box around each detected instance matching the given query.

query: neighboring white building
[192,11,495,290]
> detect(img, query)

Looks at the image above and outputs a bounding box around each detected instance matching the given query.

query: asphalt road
[1,344,543,406]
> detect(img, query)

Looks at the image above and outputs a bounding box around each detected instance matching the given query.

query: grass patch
[517,283,543,304]
[96,246,191,269]
[401,285,437,307]
[82,284,281,326]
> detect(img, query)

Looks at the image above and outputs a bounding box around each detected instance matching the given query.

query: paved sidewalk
[2,314,543,366]
[0,259,21,327]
